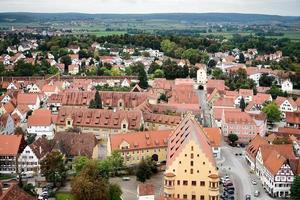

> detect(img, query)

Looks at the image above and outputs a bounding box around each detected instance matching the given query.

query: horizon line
[0,11,299,18]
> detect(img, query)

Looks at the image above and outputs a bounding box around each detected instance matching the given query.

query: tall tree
[136,159,151,183]
[94,90,102,109]
[40,151,67,187]
[262,102,282,124]
[60,55,72,73]
[228,134,239,145]
[239,53,245,63]
[71,161,109,200]
[291,176,300,200]
[240,97,246,112]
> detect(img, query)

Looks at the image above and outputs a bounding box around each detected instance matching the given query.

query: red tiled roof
[0,183,36,200]
[167,115,215,168]
[3,101,16,114]
[53,132,97,158]
[253,93,272,105]
[286,112,300,125]
[260,144,296,176]
[275,96,297,108]
[109,130,171,151]
[213,108,240,120]
[207,80,225,92]
[245,134,268,161]
[168,84,198,104]
[28,109,52,126]
[56,107,142,130]
[0,135,24,156]
[203,128,221,147]
[17,93,38,105]
[138,183,154,196]
[213,97,235,107]
[224,110,255,124]
[29,137,52,160]
[143,112,181,126]
[239,89,253,97]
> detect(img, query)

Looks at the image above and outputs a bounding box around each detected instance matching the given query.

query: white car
[251,180,257,185]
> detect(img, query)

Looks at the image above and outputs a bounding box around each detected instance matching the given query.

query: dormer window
[67,120,71,125]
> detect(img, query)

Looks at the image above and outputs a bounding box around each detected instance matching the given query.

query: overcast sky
[0,0,299,16]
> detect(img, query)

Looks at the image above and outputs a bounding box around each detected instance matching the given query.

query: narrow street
[197,89,212,127]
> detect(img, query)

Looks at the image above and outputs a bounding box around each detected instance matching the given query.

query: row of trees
[0,59,59,77]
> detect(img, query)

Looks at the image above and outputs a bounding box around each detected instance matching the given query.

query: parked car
[225,186,235,191]
[227,190,234,195]
[122,177,130,181]
[245,194,251,200]
[251,180,257,185]
[224,181,233,187]
[254,190,260,197]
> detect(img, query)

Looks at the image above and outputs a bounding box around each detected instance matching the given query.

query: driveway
[110,172,164,200]
[218,145,275,200]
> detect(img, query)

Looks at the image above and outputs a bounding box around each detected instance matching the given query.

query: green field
[56,192,73,200]
[201,31,300,41]
[92,31,127,36]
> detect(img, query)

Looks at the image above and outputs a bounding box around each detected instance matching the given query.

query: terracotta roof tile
[167,115,215,168]
[138,183,154,196]
[245,134,268,161]
[203,128,221,147]
[0,135,24,156]
[286,112,300,125]
[109,130,171,151]
[0,183,36,200]
[17,93,39,105]
[56,107,142,130]
[28,109,52,126]
[53,132,97,158]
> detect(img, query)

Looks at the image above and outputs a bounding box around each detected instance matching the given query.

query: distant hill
[0,12,299,24]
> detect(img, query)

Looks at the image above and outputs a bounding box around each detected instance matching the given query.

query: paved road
[218,146,274,200]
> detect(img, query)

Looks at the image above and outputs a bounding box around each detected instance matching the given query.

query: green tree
[259,73,275,87]
[89,91,102,109]
[74,156,89,174]
[111,68,123,76]
[107,151,124,176]
[40,151,67,187]
[228,134,239,145]
[240,97,246,112]
[71,161,109,200]
[148,62,161,74]
[239,53,245,63]
[161,39,177,56]
[136,159,151,183]
[182,49,209,65]
[136,157,157,183]
[262,102,282,124]
[291,176,300,200]
[60,55,72,73]
[109,183,122,200]
[267,86,287,99]
[153,69,165,78]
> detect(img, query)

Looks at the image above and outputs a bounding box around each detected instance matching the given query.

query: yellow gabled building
[164,115,219,200]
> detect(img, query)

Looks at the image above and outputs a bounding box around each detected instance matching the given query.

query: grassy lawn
[0,174,16,180]
[56,192,73,200]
